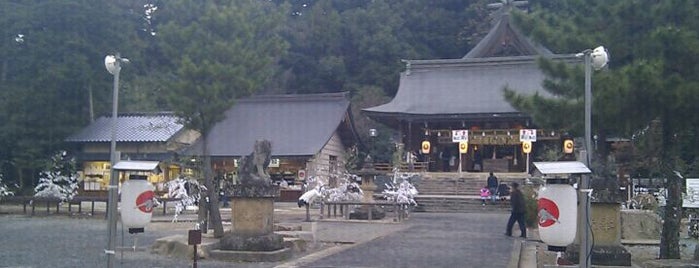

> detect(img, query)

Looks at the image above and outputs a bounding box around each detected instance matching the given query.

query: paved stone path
[0,203,521,268]
[295,213,517,268]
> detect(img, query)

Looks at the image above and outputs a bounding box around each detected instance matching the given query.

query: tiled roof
[65,113,184,143]
[189,92,357,157]
[364,55,577,120]
[363,9,580,126]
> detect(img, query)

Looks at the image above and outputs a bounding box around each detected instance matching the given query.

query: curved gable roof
[464,13,552,58]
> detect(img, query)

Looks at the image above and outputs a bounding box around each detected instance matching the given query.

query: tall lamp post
[575,46,608,267]
[104,54,128,268]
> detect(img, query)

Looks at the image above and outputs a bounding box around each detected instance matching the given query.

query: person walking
[505,182,527,238]
[486,172,498,204]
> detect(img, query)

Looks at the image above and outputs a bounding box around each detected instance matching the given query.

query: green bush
[521,184,539,228]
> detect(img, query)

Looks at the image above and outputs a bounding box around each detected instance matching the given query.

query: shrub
[521,184,539,228]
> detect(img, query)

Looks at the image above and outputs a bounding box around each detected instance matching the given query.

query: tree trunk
[203,153,224,237]
[659,172,682,259]
[658,116,681,259]
[196,133,224,237]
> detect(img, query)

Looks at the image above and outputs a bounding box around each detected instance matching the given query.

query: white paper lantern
[120,175,155,230]
[538,178,577,251]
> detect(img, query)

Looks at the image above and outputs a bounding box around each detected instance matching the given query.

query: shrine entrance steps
[412,172,527,213]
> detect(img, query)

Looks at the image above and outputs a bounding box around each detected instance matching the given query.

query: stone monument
[209,140,291,262]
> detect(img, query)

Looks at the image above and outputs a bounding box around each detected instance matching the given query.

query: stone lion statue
[237,140,272,185]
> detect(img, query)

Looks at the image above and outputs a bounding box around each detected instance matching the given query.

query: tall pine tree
[156,0,288,237]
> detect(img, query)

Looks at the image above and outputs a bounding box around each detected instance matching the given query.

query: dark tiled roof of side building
[187,92,359,157]
[65,112,184,143]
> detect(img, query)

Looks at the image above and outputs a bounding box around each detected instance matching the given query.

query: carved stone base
[219,232,284,251]
[565,245,632,266]
[209,247,291,262]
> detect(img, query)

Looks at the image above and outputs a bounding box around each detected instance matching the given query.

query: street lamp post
[576,46,608,267]
[104,54,128,268]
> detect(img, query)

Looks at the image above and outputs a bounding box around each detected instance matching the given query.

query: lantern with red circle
[121,174,155,231]
[538,178,577,251]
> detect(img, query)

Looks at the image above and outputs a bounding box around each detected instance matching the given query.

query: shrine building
[363,5,578,173]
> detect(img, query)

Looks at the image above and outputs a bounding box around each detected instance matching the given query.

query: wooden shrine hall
[363,3,578,173]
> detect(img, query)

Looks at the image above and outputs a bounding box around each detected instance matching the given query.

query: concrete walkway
[1,202,530,268]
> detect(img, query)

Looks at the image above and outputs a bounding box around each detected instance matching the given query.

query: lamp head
[104,55,120,75]
[590,46,609,70]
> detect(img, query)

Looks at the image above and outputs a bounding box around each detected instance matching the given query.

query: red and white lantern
[538,178,577,251]
[121,175,155,231]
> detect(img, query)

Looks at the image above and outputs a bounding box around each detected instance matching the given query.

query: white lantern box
[538,178,577,252]
[120,175,155,233]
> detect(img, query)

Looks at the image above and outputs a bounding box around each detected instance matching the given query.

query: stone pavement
[1,201,529,268]
[151,202,529,268]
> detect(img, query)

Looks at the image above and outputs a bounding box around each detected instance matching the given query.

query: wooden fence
[0,196,181,216]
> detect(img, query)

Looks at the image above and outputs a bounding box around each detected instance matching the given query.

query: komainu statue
[237,140,272,185]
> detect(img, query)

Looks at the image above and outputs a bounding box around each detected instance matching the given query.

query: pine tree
[0,173,14,200]
[33,151,78,202]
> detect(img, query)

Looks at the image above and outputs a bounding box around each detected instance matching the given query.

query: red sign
[135,191,155,213]
[537,197,560,228]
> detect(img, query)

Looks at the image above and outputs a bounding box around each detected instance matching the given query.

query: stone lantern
[350,155,386,220]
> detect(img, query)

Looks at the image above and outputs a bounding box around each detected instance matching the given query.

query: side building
[187,92,362,190]
[65,112,200,195]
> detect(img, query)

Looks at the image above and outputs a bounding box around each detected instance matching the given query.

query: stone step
[414,177,525,196]
[413,195,511,213]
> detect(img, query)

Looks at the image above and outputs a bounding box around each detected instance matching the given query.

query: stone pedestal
[566,177,631,266]
[214,184,291,262]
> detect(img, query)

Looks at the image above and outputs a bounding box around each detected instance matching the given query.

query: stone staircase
[411,172,527,213]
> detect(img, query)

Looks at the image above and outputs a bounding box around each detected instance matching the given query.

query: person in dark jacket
[486,172,498,203]
[505,182,526,238]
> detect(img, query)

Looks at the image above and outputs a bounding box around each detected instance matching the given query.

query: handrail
[320,200,410,222]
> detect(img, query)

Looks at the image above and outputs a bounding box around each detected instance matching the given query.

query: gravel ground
[0,209,332,268]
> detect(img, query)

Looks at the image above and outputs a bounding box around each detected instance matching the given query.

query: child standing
[480,185,491,206]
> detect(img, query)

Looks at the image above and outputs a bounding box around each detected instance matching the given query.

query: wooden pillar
[407,120,412,154]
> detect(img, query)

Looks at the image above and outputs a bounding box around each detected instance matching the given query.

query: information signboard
[451,130,469,142]
[519,129,537,142]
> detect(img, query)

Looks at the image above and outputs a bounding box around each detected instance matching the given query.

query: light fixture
[421,140,431,154]
[575,45,609,267]
[369,128,377,137]
[104,53,129,268]
[590,46,609,70]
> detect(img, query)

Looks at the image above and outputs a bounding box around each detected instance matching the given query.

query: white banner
[683,178,699,208]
